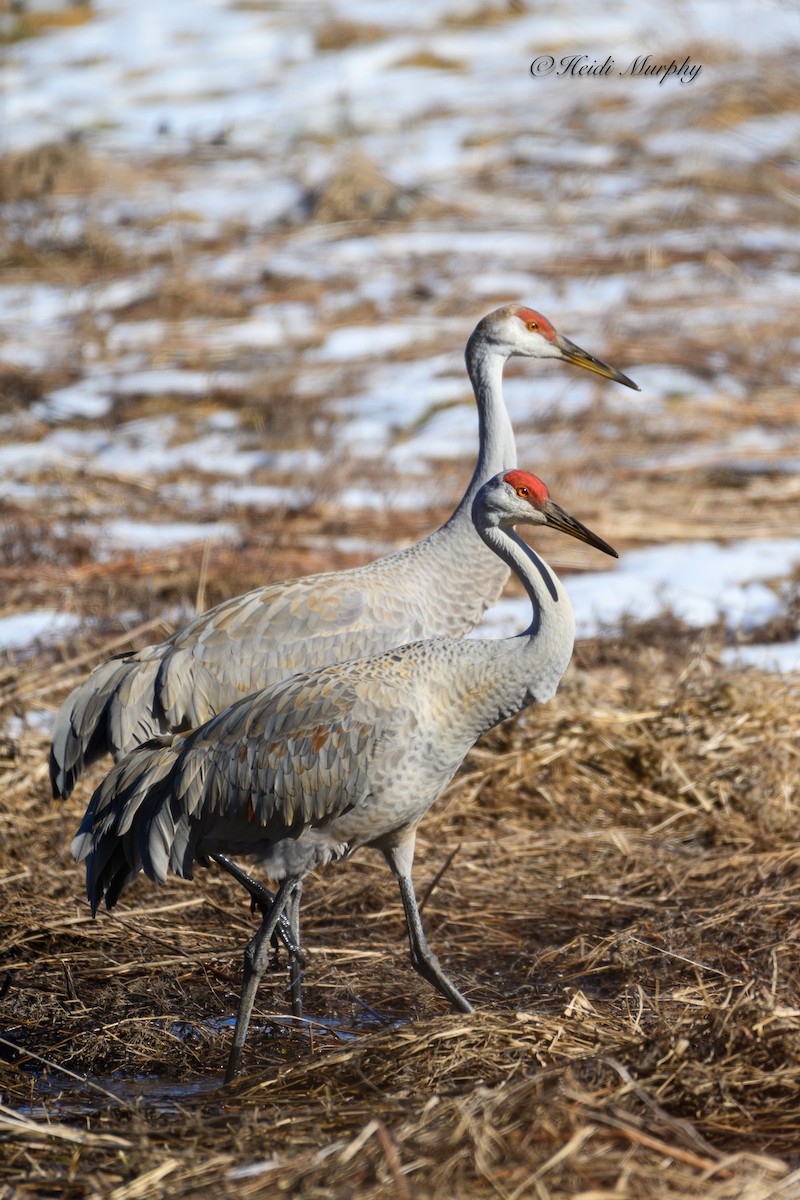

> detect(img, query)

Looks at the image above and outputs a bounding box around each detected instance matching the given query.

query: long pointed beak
[556,334,640,391]
[542,499,618,559]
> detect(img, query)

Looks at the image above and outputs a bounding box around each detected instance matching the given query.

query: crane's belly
[194,750,462,880]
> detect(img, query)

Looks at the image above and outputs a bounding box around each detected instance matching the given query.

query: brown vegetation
[2,6,800,1196]
[1,633,799,1197]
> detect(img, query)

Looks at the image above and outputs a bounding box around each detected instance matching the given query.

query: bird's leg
[385,841,474,1015]
[212,854,307,1016]
[224,876,296,1084]
[210,853,304,966]
[286,880,304,1019]
[396,872,474,1014]
[211,852,274,912]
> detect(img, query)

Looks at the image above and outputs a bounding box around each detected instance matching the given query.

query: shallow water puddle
[10,1005,408,1120]
[12,1072,215,1120]
[178,1003,408,1047]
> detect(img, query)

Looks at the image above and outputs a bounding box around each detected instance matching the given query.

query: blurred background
[1,0,800,711]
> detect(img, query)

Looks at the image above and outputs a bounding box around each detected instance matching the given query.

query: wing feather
[74,657,402,912]
[51,564,421,798]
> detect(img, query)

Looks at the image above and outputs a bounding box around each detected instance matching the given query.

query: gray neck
[416,337,517,593]
[455,334,517,516]
[359,334,517,638]
[478,523,568,639]
[429,525,578,758]
[365,333,517,636]
[451,521,576,735]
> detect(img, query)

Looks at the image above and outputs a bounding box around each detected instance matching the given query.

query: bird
[50,305,637,803]
[72,467,619,1082]
[55,305,636,968]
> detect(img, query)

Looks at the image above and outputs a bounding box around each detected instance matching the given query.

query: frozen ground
[476,538,800,651]
[1,0,799,681]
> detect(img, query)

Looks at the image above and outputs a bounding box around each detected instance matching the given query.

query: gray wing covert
[169,664,387,836]
[75,661,396,908]
[149,569,420,754]
[51,573,380,797]
[52,556,424,799]
[171,568,419,689]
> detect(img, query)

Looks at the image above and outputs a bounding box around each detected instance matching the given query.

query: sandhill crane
[73,468,618,1082]
[51,305,637,802]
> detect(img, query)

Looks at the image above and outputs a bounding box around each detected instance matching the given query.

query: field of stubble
[2,3,800,1197]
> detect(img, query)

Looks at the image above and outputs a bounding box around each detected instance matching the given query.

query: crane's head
[474,469,618,558]
[470,304,639,390]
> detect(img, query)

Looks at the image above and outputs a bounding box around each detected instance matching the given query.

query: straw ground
[1,624,799,1198]
[3,14,800,1194]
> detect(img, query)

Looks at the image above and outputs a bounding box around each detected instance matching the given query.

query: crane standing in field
[51,305,637,801]
[73,468,618,1082]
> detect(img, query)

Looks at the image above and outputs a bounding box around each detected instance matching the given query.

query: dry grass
[1,635,799,1198]
[2,11,800,1198]
[0,365,69,413]
[0,5,95,47]
[444,2,529,28]
[0,141,94,203]
[690,57,800,127]
[307,150,434,225]
[391,51,466,72]
[314,20,386,53]
[112,272,251,323]
[1,224,129,280]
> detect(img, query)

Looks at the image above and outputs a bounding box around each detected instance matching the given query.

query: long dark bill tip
[543,499,619,559]
[557,335,640,392]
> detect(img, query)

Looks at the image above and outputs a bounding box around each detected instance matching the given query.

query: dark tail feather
[50,655,163,799]
[73,735,181,913]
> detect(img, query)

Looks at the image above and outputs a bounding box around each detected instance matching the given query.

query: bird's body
[51,306,637,800]
[77,629,571,893]
[74,469,618,1079]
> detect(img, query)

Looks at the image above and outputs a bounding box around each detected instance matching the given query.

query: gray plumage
[51,305,637,799]
[73,468,618,1080]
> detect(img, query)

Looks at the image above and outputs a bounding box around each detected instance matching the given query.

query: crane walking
[73,468,618,1081]
[51,306,637,802]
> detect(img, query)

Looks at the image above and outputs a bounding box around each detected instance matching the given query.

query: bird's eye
[527,321,538,332]
[516,486,530,497]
